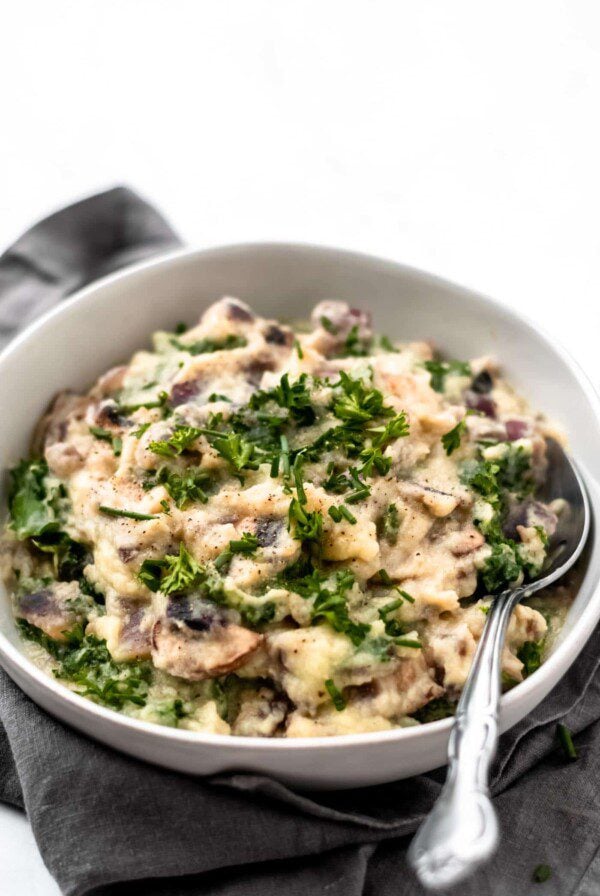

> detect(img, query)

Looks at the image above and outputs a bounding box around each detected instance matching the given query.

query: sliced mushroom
[32,390,90,453]
[352,653,444,718]
[87,601,153,661]
[309,300,372,355]
[231,687,288,736]
[398,481,463,517]
[17,581,85,641]
[151,597,263,680]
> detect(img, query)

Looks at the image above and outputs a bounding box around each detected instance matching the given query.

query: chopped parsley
[99,506,158,521]
[285,568,370,646]
[413,697,457,723]
[209,431,259,474]
[289,498,324,541]
[532,865,552,884]
[250,373,316,426]
[423,359,471,392]
[8,458,62,539]
[7,459,95,587]
[557,723,577,761]
[379,335,398,352]
[132,422,151,439]
[320,315,338,334]
[138,543,204,595]
[208,393,232,403]
[19,620,151,710]
[377,504,400,545]
[149,425,202,458]
[338,324,371,358]
[214,532,259,571]
[324,678,346,711]
[377,569,415,603]
[144,466,211,509]
[324,465,371,502]
[332,371,394,424]
[169,334,247,355]
[89,425,122,456]
[117,390,170,415]
[518,639,544,677]
[328,504,357,524]
[461,444,540,593]
[441,418,467,456]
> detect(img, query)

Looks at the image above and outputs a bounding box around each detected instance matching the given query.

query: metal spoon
[408,438,591,890]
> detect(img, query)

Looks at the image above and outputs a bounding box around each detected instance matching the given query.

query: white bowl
[0,243,599,789]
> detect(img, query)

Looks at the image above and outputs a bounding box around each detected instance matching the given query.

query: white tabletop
[2,0,600,891]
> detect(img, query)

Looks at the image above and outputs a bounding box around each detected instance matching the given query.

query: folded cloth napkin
[0,189,599,896]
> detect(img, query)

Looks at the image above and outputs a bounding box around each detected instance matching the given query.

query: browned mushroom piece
[232,687,288,737]
[16,581,86,641]
[353,654,444,718]
[311,300,371,340]
[151,597,263,680]
[32,390,90,454]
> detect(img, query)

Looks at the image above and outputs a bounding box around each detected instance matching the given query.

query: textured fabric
[0,186,181,348]
[0,189,598,896]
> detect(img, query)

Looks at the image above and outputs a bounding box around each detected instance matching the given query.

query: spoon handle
[408,587,524,890]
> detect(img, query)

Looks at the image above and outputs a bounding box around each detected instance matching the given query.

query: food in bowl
[0,297,573,737]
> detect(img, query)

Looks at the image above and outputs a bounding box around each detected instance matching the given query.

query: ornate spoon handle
[408,587,525,889]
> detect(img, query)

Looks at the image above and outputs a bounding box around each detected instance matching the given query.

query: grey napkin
[0,189,598,896]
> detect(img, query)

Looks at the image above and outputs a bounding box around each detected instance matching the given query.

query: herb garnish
[19,620,151,710]
[338,324,371,358]
[441,418,468,456]
[320,316,338,334]
[169,334,247,355]
[138,543,204,595]
[332,371,394,424]
[423,359,471,392]
[413,697,457,723]
[117,390,170,415]
[149,425,202,458]
[377,504,400,545]
[328,504,357,524]
[214,532,259,571]
[132,422,151,439]
[99,506,158,521]
[557,723,577,761]
[324,678,346,711]
[250,373,316,427]
[144,466,211,509]
[532,865,552,884]
[8,458,61,539]
[284,567,370,646]
[461,444,540,592]
[89,425,122,456]
[518,639,544,676]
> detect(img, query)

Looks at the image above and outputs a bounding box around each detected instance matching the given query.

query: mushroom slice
[151,597,263,680]
[32,390,90,453]
[16,581,86,641]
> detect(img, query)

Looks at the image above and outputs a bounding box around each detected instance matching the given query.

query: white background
[1,1,600,892]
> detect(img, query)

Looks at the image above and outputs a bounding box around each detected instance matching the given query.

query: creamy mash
[1,298,572,736]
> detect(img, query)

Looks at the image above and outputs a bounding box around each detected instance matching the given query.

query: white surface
[1,0,599,891]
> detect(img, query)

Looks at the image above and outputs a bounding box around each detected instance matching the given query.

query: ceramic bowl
[0,243,598,788]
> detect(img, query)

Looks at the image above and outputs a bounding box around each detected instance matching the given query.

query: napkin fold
[0,189,599,896]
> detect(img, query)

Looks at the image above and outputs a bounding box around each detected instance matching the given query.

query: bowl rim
[0,240,599,752]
